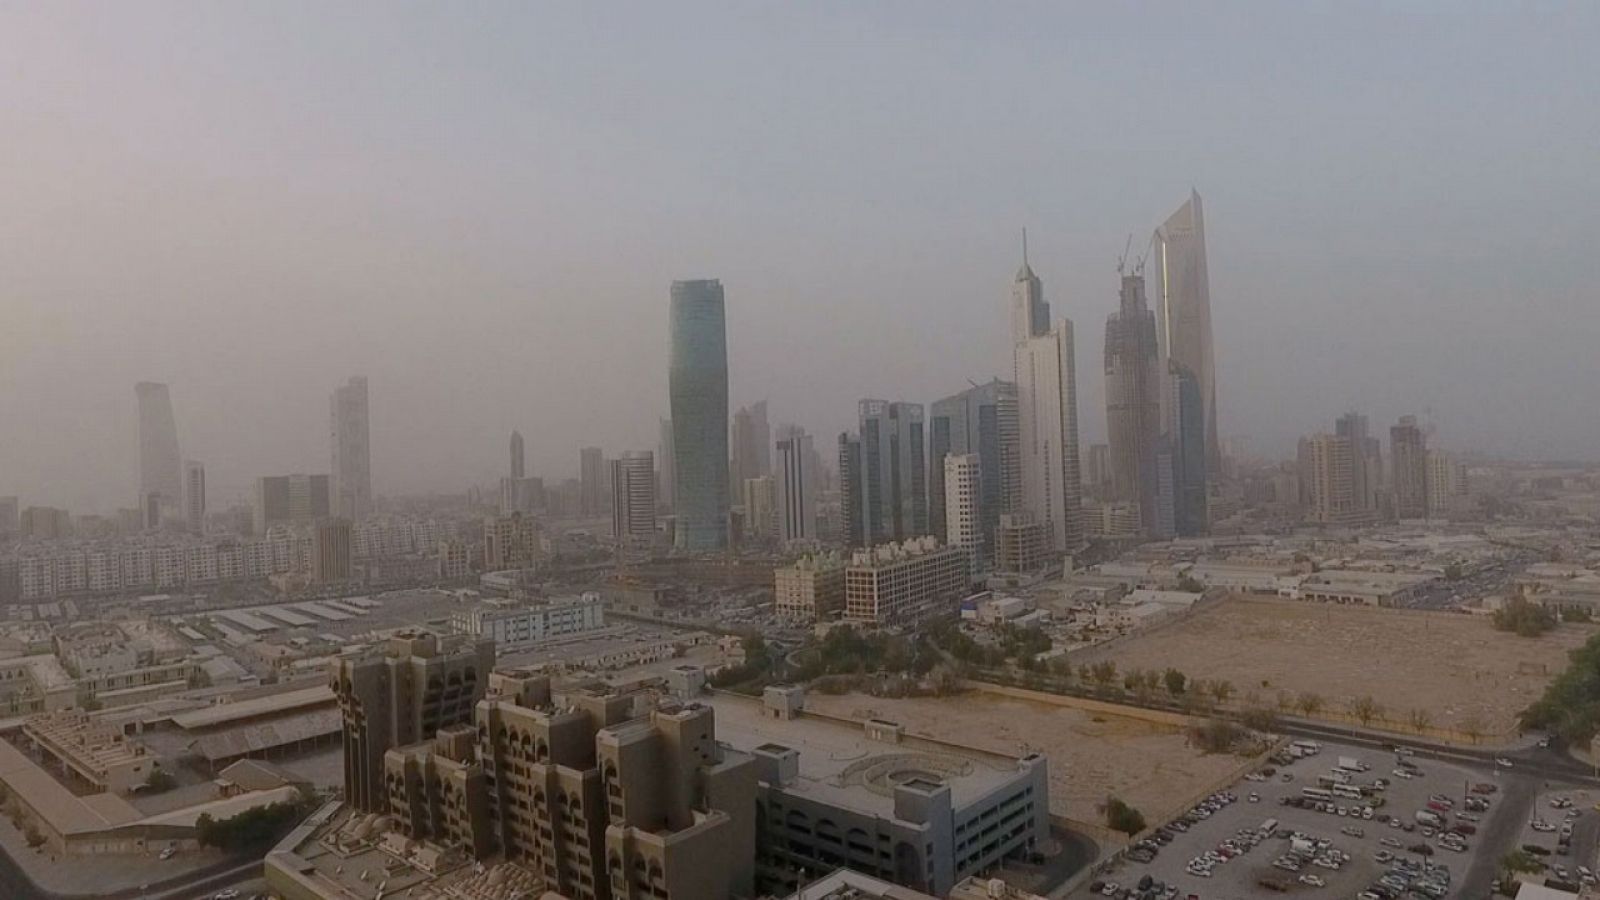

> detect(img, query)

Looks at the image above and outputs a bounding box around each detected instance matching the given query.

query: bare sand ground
[1072,595,1593,735]
[801,690,1245,825]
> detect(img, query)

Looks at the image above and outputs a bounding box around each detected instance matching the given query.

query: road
[0,841,264,900]
[1460,772,1538,897]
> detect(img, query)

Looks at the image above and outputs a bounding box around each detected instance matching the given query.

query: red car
[1427,801,1450,813]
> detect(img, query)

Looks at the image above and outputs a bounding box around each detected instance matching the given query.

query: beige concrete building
[844,538,969,628]
[21,710,157,793]
[774,552,846,622]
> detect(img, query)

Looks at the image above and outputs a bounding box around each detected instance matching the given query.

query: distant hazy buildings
[0,497,17,538]
[1154,191,1220,476]
[253,474,331,534]
[311,518,353,583]
[657,417,675,510]
[579,446,605,517]
[1336,412,1383,517]
[929,380,1008,558]
[1015,322,1083,553]
[1426,449,1467,516]
[669,279,730,551]
[1298,433,1360,525]
[610,451,657,548]
[775,426,817,544]
[1010,232,1050,347]
[944,453,983,577]
[135,382,183,526]
[843,400,927,547]
[330,376,372,520]
[741,475,776,543]
[1169,364,1209,536]
[731,400,771,491]
[183,460,206,534]
[1105,273,1164,537]
[1391,415,1428,519]
[509,430,525,479]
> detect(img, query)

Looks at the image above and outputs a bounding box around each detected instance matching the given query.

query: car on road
[214,891,241,900]
[1300,875,1327,887]
[159,846,176,860]
[1496,757,1514,768]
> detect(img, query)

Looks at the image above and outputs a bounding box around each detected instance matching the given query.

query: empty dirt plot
[1075,595,1594,737]
[799,690,1247,826]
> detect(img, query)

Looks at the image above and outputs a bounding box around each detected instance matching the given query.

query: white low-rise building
[449,592,605,649]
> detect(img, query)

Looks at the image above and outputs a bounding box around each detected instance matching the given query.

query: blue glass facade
[669,280,729,550]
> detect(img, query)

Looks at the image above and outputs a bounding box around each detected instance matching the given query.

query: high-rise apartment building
[844,537,968,627]
[484,513,541,569]
[331,630,496,812]
[848,400,927,546]
[0,497,17,538]
[657,418,675,511]
[774,552,845,621]
[135,382,183,525]
[929,380,1008,556]
[579,446,606,517]
[330,376,372,520]
[1298,433,1362,525]
[730,400,771,491]
[252,474,331,535]
[1154,191,1219,476]
[312,518,354,583]
[1104,273,1163,537]
[510,430,525,480]
[183,460,206,534]
[996,381,1022,516]
[610,451,657,548]
[944,453,982,577]
[775,426,817,545]
[1425,449,1464,517]
[1015,323,1083,552]
[1335,412,1383,516]
[838,433,864,548]
[668,280,730,551]
[741,475,776,543]
[1391,415,1428,519]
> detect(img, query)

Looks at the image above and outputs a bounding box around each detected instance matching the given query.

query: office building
[657,418,675,511]
[944,454,982,578]
[0,496,17,538]
[1426,449,1465,516]
[848,400,927,547]
[1169,364,1209,536]
[1391,415,1428,519]
[1298,433,1369,526]
[437,539,470,579]
[331,630,495,813]
[330,376,372,520]
[742,475,776,543]
[484,513,541,570]
[1010,231,1050,347]
[929,380,1008,556]
[19,507,71,541]
[449,593,605,649]
[1015,323,1083,552]
[135,381,183,524]
[838,433,864,548]
[610,451,657,549]
[731,400,771,491]
[183,460,206,534]
[579,446,606,517]
[1104,273,1163,537]
[669,280,730,551]
[1335,412,1383,516]
[844,537,968,628]
[1154,191,1220,476]
[510,430,525,479]
[996,381,1022,516]
[995,514,1052,576]
[252,474,332,535]
[311,518,353,583]
[774,552,846,621]
[775,426,817,544]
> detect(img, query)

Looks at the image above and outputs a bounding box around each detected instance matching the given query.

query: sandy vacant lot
[1074,595,1594,737]
[801,690,1245,826]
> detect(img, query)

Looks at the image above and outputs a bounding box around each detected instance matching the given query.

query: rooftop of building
[23,710,148,771]
[849,537,958,568]
[704,692,1032,819]
[169,683,336,731]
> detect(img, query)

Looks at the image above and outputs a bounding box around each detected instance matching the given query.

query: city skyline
[4,5,1597,513]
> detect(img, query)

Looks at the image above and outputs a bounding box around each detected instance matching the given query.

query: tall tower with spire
[1011,229,1050,347]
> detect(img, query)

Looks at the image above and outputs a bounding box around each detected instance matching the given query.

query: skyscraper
[183,460,206,534]
[657,417,675,511]
[1105,273,1162,536]
[580,446,605,516]
[1015,323,1083,552]
[312,518,354,583]
[135,381,182,524]
[610,451,657,548]
[1298,433,1360,525]
[775,425,817,544]
[1154,191,1220,476]
[0,497,17,538]
[669,279,730,550]
[929,380,1008,558]
[1011,230,1050,347]
[838,432,864,548]
[330,376,372,520]
[1335,412,1381,515]
[509,430,525,479]
[1169,364,1209,536]
[730,400,771,491]
[944,453,983,577]
[253,473,331,534]
[852,400,927,545]
[1391,415,1428,519]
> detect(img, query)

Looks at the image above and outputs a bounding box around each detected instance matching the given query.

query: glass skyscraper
[669,280,730,550]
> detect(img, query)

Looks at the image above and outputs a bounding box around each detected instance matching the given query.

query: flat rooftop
[170,684,336,731]
[704,693,1028,819]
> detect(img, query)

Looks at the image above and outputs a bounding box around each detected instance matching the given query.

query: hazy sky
[3,3,1596,514]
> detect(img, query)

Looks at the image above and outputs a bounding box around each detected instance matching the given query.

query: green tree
[1501,848,1545,875]
[1163,668,1187,696]
[1104,796,1147,836]
[143,768,178,794]
[1492,597,1557,637]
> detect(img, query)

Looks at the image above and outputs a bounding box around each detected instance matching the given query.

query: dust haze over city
[2,5,1600,900]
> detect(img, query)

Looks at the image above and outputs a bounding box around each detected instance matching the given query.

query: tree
[1241,705,1279,733]
[1492,597,1557,637]
[1461,716,1485,745]
[1104,796,1147,836]
[1501,849,1545,875]
[1296,692,1324,718]
[1209,679,1235,708]
[1409,708,1432,734]
[1163,668,1188,696]
[1348,696,1383,729]
[1176,574,1205,594]
[1275,690,1295,713]
[1090,661,1118,690]
[143,768,178,794]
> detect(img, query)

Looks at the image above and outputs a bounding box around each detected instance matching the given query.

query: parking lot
[1508,788,1600,889]
[1083,740,1506,900]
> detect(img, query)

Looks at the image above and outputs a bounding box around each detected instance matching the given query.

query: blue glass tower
[669,280,730,550]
